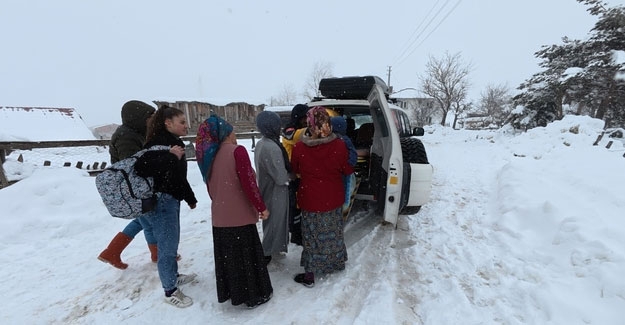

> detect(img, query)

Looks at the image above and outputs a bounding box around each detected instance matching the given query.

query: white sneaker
[176,273,198,286]
[165,288,193,308]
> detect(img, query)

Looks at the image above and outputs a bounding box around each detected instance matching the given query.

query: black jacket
[134,131,197,206]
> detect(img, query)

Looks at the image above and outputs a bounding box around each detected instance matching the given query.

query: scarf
[195,114,233,183]
[256,110,291,173]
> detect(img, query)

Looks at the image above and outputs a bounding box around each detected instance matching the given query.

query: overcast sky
[1,0,622,126]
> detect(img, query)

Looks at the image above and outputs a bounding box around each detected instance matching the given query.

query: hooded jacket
[281,104,310,159]
[109,100,155,163]
[331,116,357,167]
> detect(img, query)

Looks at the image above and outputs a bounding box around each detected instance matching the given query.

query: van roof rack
[318,76,390,100]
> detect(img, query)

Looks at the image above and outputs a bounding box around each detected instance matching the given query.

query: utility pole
[386,66,392,87]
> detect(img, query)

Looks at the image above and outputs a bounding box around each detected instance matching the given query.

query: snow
[614,50,625,81]
[263,106,294,113]
[614,50,625,64]
[0,106,95,141]
[1,115,624,324]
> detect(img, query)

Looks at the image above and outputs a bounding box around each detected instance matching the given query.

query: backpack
[95,145,170,219]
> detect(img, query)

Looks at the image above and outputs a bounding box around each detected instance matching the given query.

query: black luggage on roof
[319,76,390,100]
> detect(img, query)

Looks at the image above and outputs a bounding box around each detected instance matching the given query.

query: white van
[307,76,433,225]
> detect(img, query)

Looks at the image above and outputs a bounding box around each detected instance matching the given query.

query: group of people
[97,100,356,309]
[98,101,198,307]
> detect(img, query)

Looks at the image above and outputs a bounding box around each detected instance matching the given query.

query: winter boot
[148,244,158,262]
[294,272,315,288]
[98,232,133,270]
[148,244,181,263]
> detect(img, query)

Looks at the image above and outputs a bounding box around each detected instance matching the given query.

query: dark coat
[134,131,198,206]
[109,101,155,163]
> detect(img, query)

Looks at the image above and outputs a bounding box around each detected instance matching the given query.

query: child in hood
[331,116,358,217]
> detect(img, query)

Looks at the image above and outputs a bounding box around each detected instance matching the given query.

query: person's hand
[188,202,196,209]
[170,145,185,160]
[259,209,269,220]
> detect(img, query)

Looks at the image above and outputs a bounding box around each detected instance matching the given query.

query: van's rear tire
[399,205,421,215]
[399,137,428,215]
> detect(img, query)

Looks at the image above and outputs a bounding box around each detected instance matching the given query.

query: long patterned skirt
[212,224,273,306]
[300,208,348,274]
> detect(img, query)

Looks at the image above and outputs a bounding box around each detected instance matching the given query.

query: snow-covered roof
[0,106,96,141]
[390,88,420,98]
[264,105,293,112]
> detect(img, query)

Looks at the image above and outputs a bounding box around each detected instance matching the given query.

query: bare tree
[303,61,334,100]
[452,101,471,129]
[478,83,512,128]
[406,99,438,126]
[268,83,299,106]
[451,80,470,129]
[419,52,472,126]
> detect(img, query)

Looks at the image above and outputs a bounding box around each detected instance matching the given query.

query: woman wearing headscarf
[254,111,291,265]
[196,114,273,309]
[290,107,354,288]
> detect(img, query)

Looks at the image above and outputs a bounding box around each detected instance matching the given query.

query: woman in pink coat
[196,114,273,308]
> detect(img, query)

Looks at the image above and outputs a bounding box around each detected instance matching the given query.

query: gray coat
[254,137,290,256]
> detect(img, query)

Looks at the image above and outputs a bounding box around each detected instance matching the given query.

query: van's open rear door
[367,85,403,225]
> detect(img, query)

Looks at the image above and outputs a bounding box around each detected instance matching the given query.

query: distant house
[457,113,497,130]
[392,97,443,126]
[153,100,264,135]
[0,106,101,186]
[91,124,119,140]
[0,106,96,141]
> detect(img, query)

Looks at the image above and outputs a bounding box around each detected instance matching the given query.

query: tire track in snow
[324,221,396,323]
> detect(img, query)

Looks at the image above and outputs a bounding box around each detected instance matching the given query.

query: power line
[392,0,447,65]
[394,0,463,68]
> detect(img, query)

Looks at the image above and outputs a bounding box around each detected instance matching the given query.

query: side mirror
[412,127,425,136]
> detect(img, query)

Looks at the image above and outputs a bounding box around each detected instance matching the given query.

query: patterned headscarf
[306,106,332,138]
[306,106,330,129]
[195,114,234,183]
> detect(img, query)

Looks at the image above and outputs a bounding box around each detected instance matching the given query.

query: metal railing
[0,132,261,188]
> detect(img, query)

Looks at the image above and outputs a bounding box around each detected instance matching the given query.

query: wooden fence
[0,132,260,189]
[593,131,625,155]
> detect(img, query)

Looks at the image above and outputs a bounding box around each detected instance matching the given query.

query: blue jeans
[121,216,156,245]
[143,193,180,291]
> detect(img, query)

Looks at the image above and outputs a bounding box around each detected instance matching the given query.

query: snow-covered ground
[1,115,624,324]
